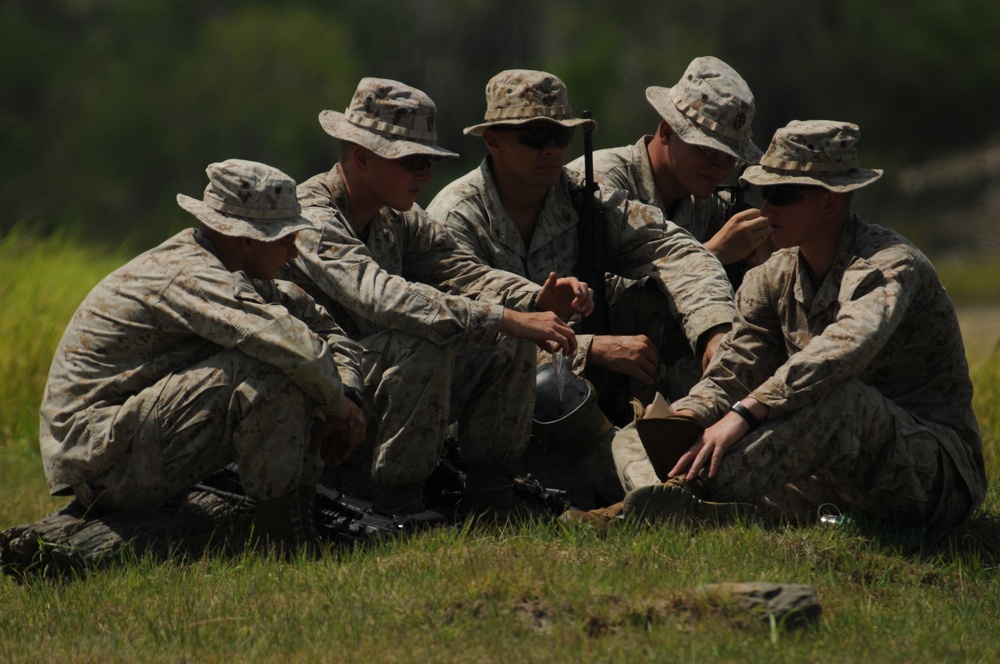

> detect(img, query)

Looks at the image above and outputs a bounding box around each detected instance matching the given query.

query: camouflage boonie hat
[646,56,762,164]
[319,77,459,160]
[176,159,318,241]
[739,120,883,192]
[463,69,598,136]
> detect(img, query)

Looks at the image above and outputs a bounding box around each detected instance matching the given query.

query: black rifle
[576,110,609,336]
[425,437,573,516]
[195,464,446,547]
[573,110,632,425]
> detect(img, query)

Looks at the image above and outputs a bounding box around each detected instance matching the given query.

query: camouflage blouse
[40,228,361,493]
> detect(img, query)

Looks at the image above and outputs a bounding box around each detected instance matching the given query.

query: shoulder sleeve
[751,245,922,416]
[295,209,513,346]
[600,187,736,349]
[168,266,349,416]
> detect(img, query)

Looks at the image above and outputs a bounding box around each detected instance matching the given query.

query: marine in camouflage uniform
[284,78,591,515]
[426,69,736,504]
[40,160,366,549]
[566,56,771,287]
[614,121,987,531]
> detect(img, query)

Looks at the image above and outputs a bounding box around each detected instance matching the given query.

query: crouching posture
[40,160,366,551]
[608,120,987,533]
[284,78,591,517]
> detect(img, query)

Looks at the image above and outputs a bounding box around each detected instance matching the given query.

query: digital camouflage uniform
[427,161,735,402]
[568,135,730,245]
[615,121,987,530]
[40,226,361,510]
[426,69,738,505]
[567,56,764,288]
[288,166,540,494]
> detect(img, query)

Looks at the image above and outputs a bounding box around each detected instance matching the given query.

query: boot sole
[623,482,758,525]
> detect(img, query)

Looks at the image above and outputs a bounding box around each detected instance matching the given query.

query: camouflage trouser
[523,280,698,502]
[360,329,536,489]
[76,349,322,511]
[550,279,700,410]
[613,380,973,530]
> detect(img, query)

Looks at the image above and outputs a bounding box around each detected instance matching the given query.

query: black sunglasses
[761,185,817,206]
[501,125,576,150]
[397,154,437,173]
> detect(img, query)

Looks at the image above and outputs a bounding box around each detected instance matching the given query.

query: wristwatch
[344,387,364,408]
[730,401,761,431]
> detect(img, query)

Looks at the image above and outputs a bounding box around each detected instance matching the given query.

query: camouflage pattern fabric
[40,228,360,506]
[285,166,542,489]
[290,166,539,342]
[619,214,987,529]
[426,159,736,398]
[567,135,731,245]
[77,349,325,510]
[355,328,535,487]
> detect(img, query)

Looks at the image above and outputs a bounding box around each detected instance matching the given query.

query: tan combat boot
[623,477,761,525]
[557,501,625,534]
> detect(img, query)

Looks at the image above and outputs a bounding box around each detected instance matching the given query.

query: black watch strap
[730,401,761,431]
[344,387,364,408]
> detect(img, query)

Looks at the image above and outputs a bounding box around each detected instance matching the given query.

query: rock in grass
[692,582,822,629]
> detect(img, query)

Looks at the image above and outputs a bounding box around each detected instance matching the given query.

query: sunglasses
[760,185,817,206]
[695,144,738,167]
[397,154,437,173]
[501,125,576,150]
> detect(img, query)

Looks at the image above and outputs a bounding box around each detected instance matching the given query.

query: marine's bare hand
[589,334,659,385]
[534,271,594,318]
[705,207,772,266]
[500,309,577,355]
[311,399,366,467]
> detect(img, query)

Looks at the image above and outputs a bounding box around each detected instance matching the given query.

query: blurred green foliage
[2,0,999,250]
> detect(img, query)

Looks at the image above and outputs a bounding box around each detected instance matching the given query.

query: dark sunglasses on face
[397,154,437,173]
[695,144,738,167]
[504,125,576,150]
[760,185,817,206]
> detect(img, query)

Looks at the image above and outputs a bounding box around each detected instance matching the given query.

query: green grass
[0,231,129,448]
[2,235,1000,662]
[935,254,1000,304]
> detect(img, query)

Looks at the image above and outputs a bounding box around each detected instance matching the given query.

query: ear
[481,129,503,155]
[352,145,373,171]
[657,120,673,144]
[821,190,842,213]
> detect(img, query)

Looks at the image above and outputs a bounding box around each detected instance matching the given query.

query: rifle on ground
[425,437,573,516]
[196,464,446,547]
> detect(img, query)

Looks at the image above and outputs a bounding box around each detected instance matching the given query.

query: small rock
[692,582,821,629]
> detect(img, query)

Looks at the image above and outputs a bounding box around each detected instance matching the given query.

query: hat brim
[176,194,320,241]
[319,110,458,161]
[464,115,597,137]
[646,86,763,165]
[739,165,884,192]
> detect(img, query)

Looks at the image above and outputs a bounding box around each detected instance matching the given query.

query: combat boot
[456,466,516,526]
[557,501,624,534]
[623,477,761,525]
[253,486,321,556]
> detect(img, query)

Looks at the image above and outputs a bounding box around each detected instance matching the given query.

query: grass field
[1,234,998,663]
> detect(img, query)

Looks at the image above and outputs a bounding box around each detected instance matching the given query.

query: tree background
[3,0,999,254]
